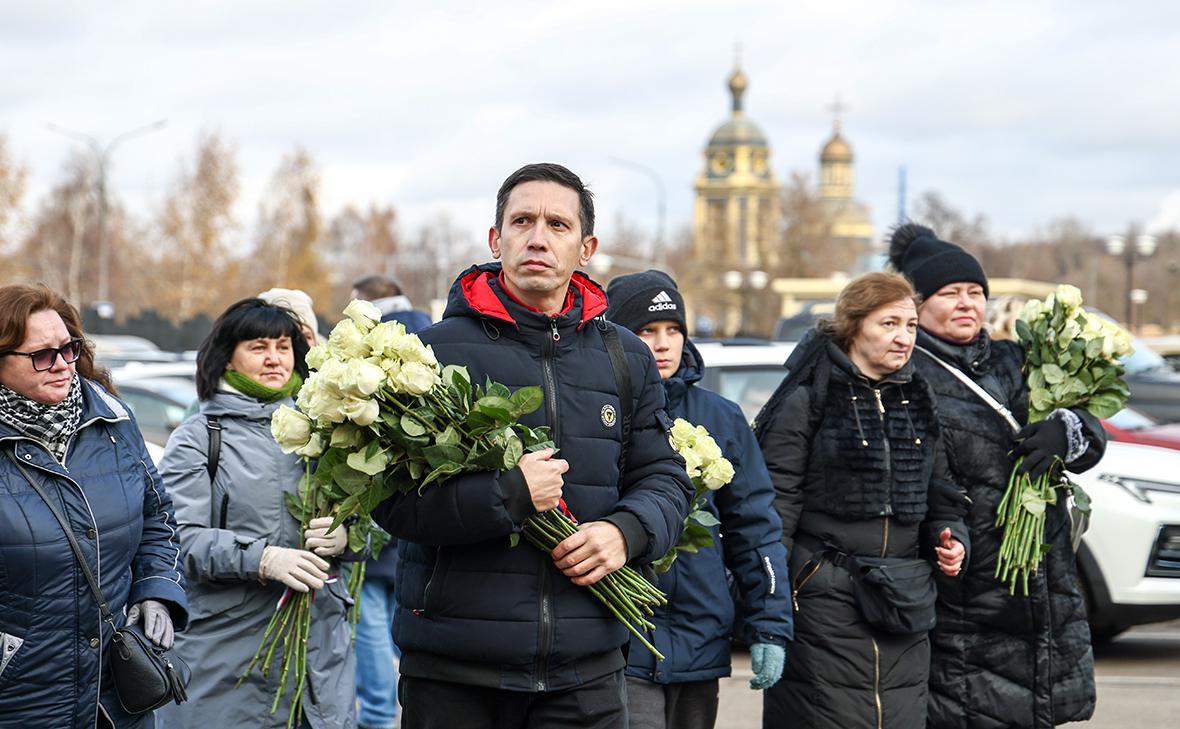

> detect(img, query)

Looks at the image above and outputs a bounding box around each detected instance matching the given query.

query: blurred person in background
[985,295,1026,341]
[351,274,432,332]
[348,274,432,729]
[754,272,969,729]
[259,287,323,348]
[0,284,188,729]
[888,224,1105,728]
[157,298,358,729]
[605,270,792,729]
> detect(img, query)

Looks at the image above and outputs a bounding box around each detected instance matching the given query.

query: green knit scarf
[223,370,303,401]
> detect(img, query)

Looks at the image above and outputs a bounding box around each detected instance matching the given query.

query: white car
[694,341,1180,640]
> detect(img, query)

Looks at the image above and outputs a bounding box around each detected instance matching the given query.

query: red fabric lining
[458,268,608,327]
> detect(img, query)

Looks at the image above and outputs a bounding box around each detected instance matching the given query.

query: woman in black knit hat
[889,224,1107,728]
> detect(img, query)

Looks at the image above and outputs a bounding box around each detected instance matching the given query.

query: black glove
[1013,418,1068,480]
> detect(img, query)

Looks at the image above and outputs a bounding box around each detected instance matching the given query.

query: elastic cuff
[499,467,535,525]
[1050,408,1089,463]
[601,511,648,562]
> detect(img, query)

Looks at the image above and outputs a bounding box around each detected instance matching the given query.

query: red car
[1102,408,1180,451]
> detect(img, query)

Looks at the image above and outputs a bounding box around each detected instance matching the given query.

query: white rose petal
[328,320,371,359]
[342,299,382,332]
[305,344,330,370]
[294,433,325,458]
[394,361,440,396]
[271,405,312,453]
[702,458,735,490]
[341,396,380,426]
[1055,284,1083,311]
[364,320,408,356]
[344,359,386,397]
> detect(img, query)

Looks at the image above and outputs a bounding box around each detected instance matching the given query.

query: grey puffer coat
[915,329,1105,729]
[156,391,356,729]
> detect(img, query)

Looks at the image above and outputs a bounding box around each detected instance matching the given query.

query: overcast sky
[3,0,1179,257]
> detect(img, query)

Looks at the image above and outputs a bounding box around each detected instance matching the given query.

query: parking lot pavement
[717,620,1180,728]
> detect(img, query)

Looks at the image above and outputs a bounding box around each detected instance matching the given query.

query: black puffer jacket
[757,332,968,729]
[375,264,692,693]
[914,328,1105,729]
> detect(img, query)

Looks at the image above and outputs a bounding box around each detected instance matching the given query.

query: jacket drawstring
[481,319,501,341]
[849,384,869,447]
[899,387,921,445]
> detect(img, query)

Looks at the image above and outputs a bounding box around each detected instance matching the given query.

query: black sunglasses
[1,338,85,372]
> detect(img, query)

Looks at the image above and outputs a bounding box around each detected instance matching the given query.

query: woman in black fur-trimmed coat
[756,272,969,729]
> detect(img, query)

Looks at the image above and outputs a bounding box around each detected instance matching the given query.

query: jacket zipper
[872,636,883,729]
[791,557,825,613]
[419,548,444,614]
[534,318,561,691]
[873,388,893,517]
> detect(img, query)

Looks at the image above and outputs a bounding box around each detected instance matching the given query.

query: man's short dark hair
[352,274,402,300]
[494,163,595,236]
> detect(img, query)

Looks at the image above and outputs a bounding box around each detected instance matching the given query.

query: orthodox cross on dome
[827,95,849,132]
[728,42,748,114]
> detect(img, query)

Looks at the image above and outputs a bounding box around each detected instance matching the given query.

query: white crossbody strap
[915,346,1021,433]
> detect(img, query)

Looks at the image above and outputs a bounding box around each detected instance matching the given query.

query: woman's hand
[936,528,965,576]
[304,516,348,557]
[126,600,175,649]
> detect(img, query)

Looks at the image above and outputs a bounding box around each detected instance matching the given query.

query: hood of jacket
[663,337,704,413]
[442,262,609,333]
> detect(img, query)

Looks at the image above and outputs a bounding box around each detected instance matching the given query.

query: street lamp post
[1105,228,1157,331]
[724,268,769,337]
[47,120,167,307]
[608,156,666,269]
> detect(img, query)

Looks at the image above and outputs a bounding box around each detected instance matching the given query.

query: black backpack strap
[205,416,223,528]
[599,320,633,472]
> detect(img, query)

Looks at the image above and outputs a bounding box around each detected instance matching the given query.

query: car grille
[1147,525,1180,578]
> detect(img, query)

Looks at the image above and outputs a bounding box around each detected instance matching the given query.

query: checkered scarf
[0,374,84,463]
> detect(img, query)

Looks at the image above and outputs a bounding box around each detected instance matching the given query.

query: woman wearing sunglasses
[0,284,188,729]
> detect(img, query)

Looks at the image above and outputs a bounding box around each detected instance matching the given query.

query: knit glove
[126,599,174,649]
[1013,418,1068,480]
[304,516,348,557]
[259,545,330,592]
[749,642,786,690]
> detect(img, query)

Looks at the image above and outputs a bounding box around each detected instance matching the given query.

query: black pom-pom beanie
[604,270,687,333]
[887,223,989,299]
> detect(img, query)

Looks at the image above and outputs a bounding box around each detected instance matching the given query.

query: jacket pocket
[421,548,449,613]
[0,632,24,680]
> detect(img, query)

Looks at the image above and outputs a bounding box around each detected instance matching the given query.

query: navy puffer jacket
[0,379,188,729]
[376,263,692,692]
[625,339,792,684]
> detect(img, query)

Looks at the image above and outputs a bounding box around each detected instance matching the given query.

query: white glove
[126,599,175,649]
[259,545,330,592]
[304,516,348,557]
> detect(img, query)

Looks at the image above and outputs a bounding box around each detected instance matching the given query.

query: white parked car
[694,340,1180,641]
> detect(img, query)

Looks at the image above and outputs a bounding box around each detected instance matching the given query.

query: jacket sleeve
[159,417,267,585]
[373,467,532,546]
[757,386,812,552]
[120,419,190,630]
[604,351,694,565]
[712,401,793,645]
[922,433,972,573]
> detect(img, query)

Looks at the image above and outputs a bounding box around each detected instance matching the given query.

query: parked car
[693,340,1180,641]
[111,362,199,448]
[1103,407,1180,451]
[1121,338,1180,424]
[773,301,834,342]
[1142,334,1180,373]
[89,334,182,369]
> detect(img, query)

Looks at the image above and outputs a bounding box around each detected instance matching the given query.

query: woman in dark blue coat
[0,284,188,729]
[606,271,792,729]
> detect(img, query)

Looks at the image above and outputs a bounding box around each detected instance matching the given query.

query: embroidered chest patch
[601,404,617,428]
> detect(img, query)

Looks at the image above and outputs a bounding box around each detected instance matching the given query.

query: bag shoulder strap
[6,450,116,628]
[915,345,1021,433]
[205,416,223,529]
[599,321,633,472]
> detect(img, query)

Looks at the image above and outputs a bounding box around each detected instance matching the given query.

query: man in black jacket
[375,163,693,729]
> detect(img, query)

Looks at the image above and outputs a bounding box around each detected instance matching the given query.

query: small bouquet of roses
[995,285,1132,595]
[650,419,735,573]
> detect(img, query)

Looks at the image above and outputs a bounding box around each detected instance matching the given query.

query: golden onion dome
[821,130,853,162]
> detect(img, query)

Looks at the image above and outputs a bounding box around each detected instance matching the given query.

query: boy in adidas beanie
[603,269,687,334]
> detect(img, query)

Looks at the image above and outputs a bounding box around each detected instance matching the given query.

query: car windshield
[711,367,787,423]
[1105,408,1159,431]
[1123,338,1171,375]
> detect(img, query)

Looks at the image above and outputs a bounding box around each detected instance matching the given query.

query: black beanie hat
[887,223,989,299]
[605,270,687,333]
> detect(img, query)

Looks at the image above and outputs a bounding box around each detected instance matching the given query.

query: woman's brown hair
[0,284,116,394]
[821,271,918,351]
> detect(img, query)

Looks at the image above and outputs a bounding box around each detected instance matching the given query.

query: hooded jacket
[915,329,1104,729]
[624,338,792,684]
[375,263,693,693]
[157,391,356,729]
[0,379,188,729]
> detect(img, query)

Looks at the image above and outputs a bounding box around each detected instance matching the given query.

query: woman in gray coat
[158,298,357,729]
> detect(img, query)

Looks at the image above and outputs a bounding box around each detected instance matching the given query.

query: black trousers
[398,670,628,729]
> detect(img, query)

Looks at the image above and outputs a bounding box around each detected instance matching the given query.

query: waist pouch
[844,554,937,635]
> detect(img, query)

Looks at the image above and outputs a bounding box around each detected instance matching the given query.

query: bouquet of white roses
[994,284,1132,595]
[650,419,735,574]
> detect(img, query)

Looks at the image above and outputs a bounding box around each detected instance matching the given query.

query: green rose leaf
[690,509,721,528]
[283,491,305,522]
[1085,337,1104,359]
[1014,319,1034,346]
[509,386,545,418]
[1042,363,1066,385]
[1020,489,1047,516]
[1030,388,1053,412]
[1071,482,1092,514]
[436,425,461,446]
[421,461,463,487]
[400,413,427,437]
[502,437,524,470]
[1085,393,1125,419]
[422,444,466,469]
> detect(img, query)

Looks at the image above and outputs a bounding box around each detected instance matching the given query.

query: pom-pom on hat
[605,270,687,333]
[887,223,989,299]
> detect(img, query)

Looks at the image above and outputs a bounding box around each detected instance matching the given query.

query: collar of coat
[0,377,129,445]
[916,327,995,375]
[446,262,609,332]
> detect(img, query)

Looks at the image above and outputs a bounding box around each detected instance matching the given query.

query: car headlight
[1097,474,1180,504]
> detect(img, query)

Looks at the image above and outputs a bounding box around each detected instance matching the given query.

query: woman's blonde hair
[821,272,918,351]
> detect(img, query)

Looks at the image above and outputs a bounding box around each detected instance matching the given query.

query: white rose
[271,405,312,453]
[695,433,723,463]
[393,361,440,396]
[702,458,735,490]
[305,344,330,370]
[341,396,380,426]
[294,432,325,458]
[364,320,408,357]
[328,319,371,359]
[342,299,382,333]
[1021,299,1044,322]
[343,359,385,398]
[681,448,703,480]
[1055,284,1083,311]
[669,419,698,450]
[298,375,347,423]
[315,358,351,397]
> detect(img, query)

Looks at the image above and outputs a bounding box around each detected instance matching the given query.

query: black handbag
[9,452,190,714]
[845,554,938,635]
